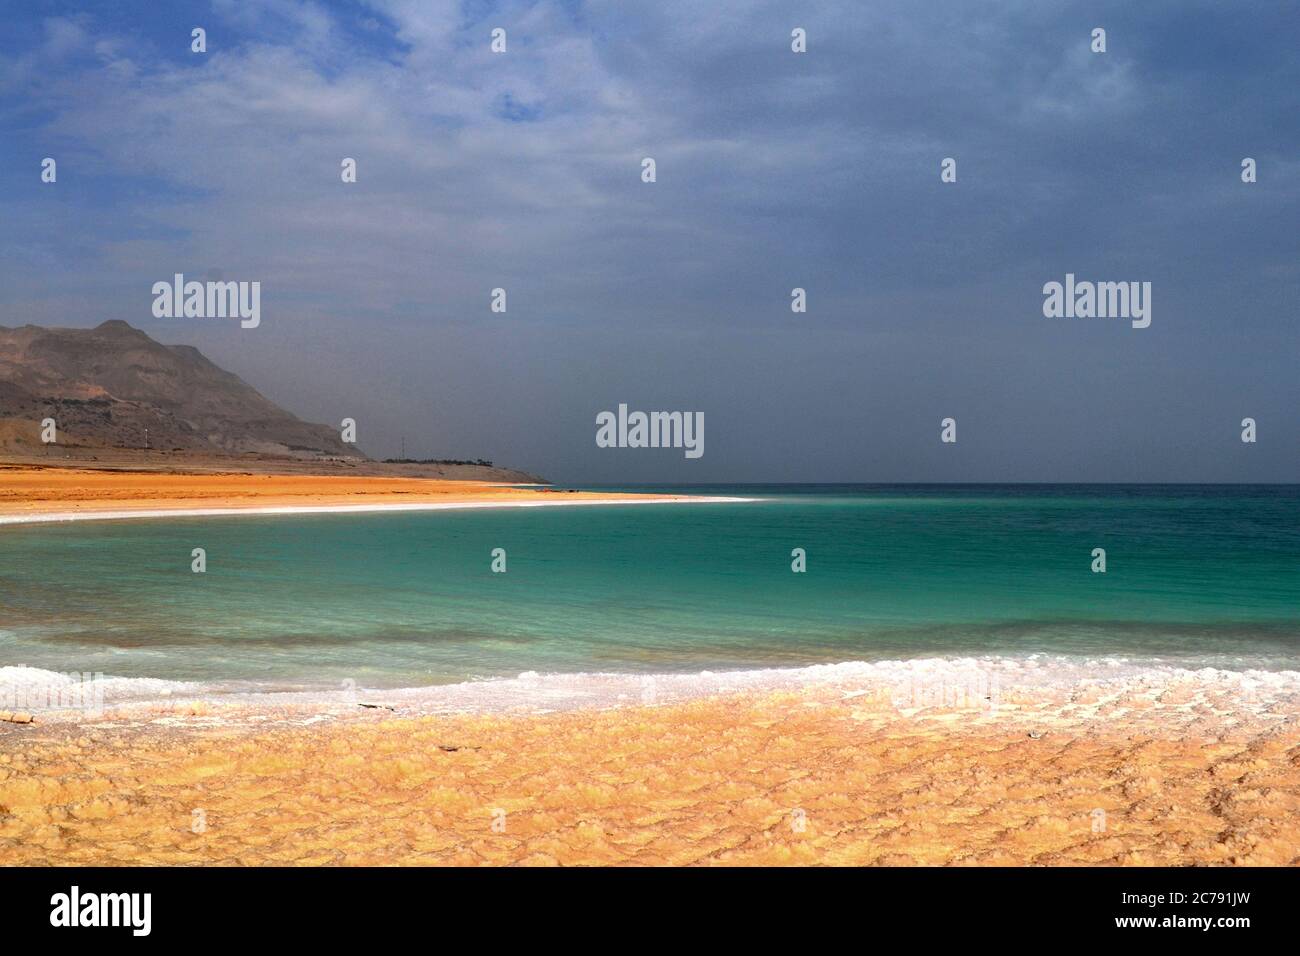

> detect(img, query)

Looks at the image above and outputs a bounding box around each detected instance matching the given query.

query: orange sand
[2,688,1297,866]
[0,465,674,517]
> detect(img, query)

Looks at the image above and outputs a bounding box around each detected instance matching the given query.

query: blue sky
[1,1,1296,481]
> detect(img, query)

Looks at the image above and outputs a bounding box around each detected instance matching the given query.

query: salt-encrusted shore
[2,658,1298,866]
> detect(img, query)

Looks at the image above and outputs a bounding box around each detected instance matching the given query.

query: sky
[1,0,1296,483]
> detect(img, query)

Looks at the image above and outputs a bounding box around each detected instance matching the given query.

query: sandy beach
[0,464,742,523]
[2,663,1298,866]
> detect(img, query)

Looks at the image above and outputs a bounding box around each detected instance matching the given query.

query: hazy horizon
[2,1,1296,484]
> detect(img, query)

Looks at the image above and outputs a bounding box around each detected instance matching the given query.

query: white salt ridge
[0,495,756,526]
[8,656,1300,723]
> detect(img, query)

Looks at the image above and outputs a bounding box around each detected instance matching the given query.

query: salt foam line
[0,495,758,526]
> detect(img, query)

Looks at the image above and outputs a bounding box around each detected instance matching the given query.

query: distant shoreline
[0,465,754,525]
[0,494,755,526]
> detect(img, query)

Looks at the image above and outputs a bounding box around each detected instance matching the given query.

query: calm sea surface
[2,485,1297,691]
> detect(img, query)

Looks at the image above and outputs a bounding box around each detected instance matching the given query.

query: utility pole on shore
[400,435,405,460]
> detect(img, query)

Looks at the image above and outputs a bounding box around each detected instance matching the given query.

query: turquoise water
[1,485,1297,690]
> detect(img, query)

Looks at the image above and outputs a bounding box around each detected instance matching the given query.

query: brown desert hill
[0,320,359,459]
